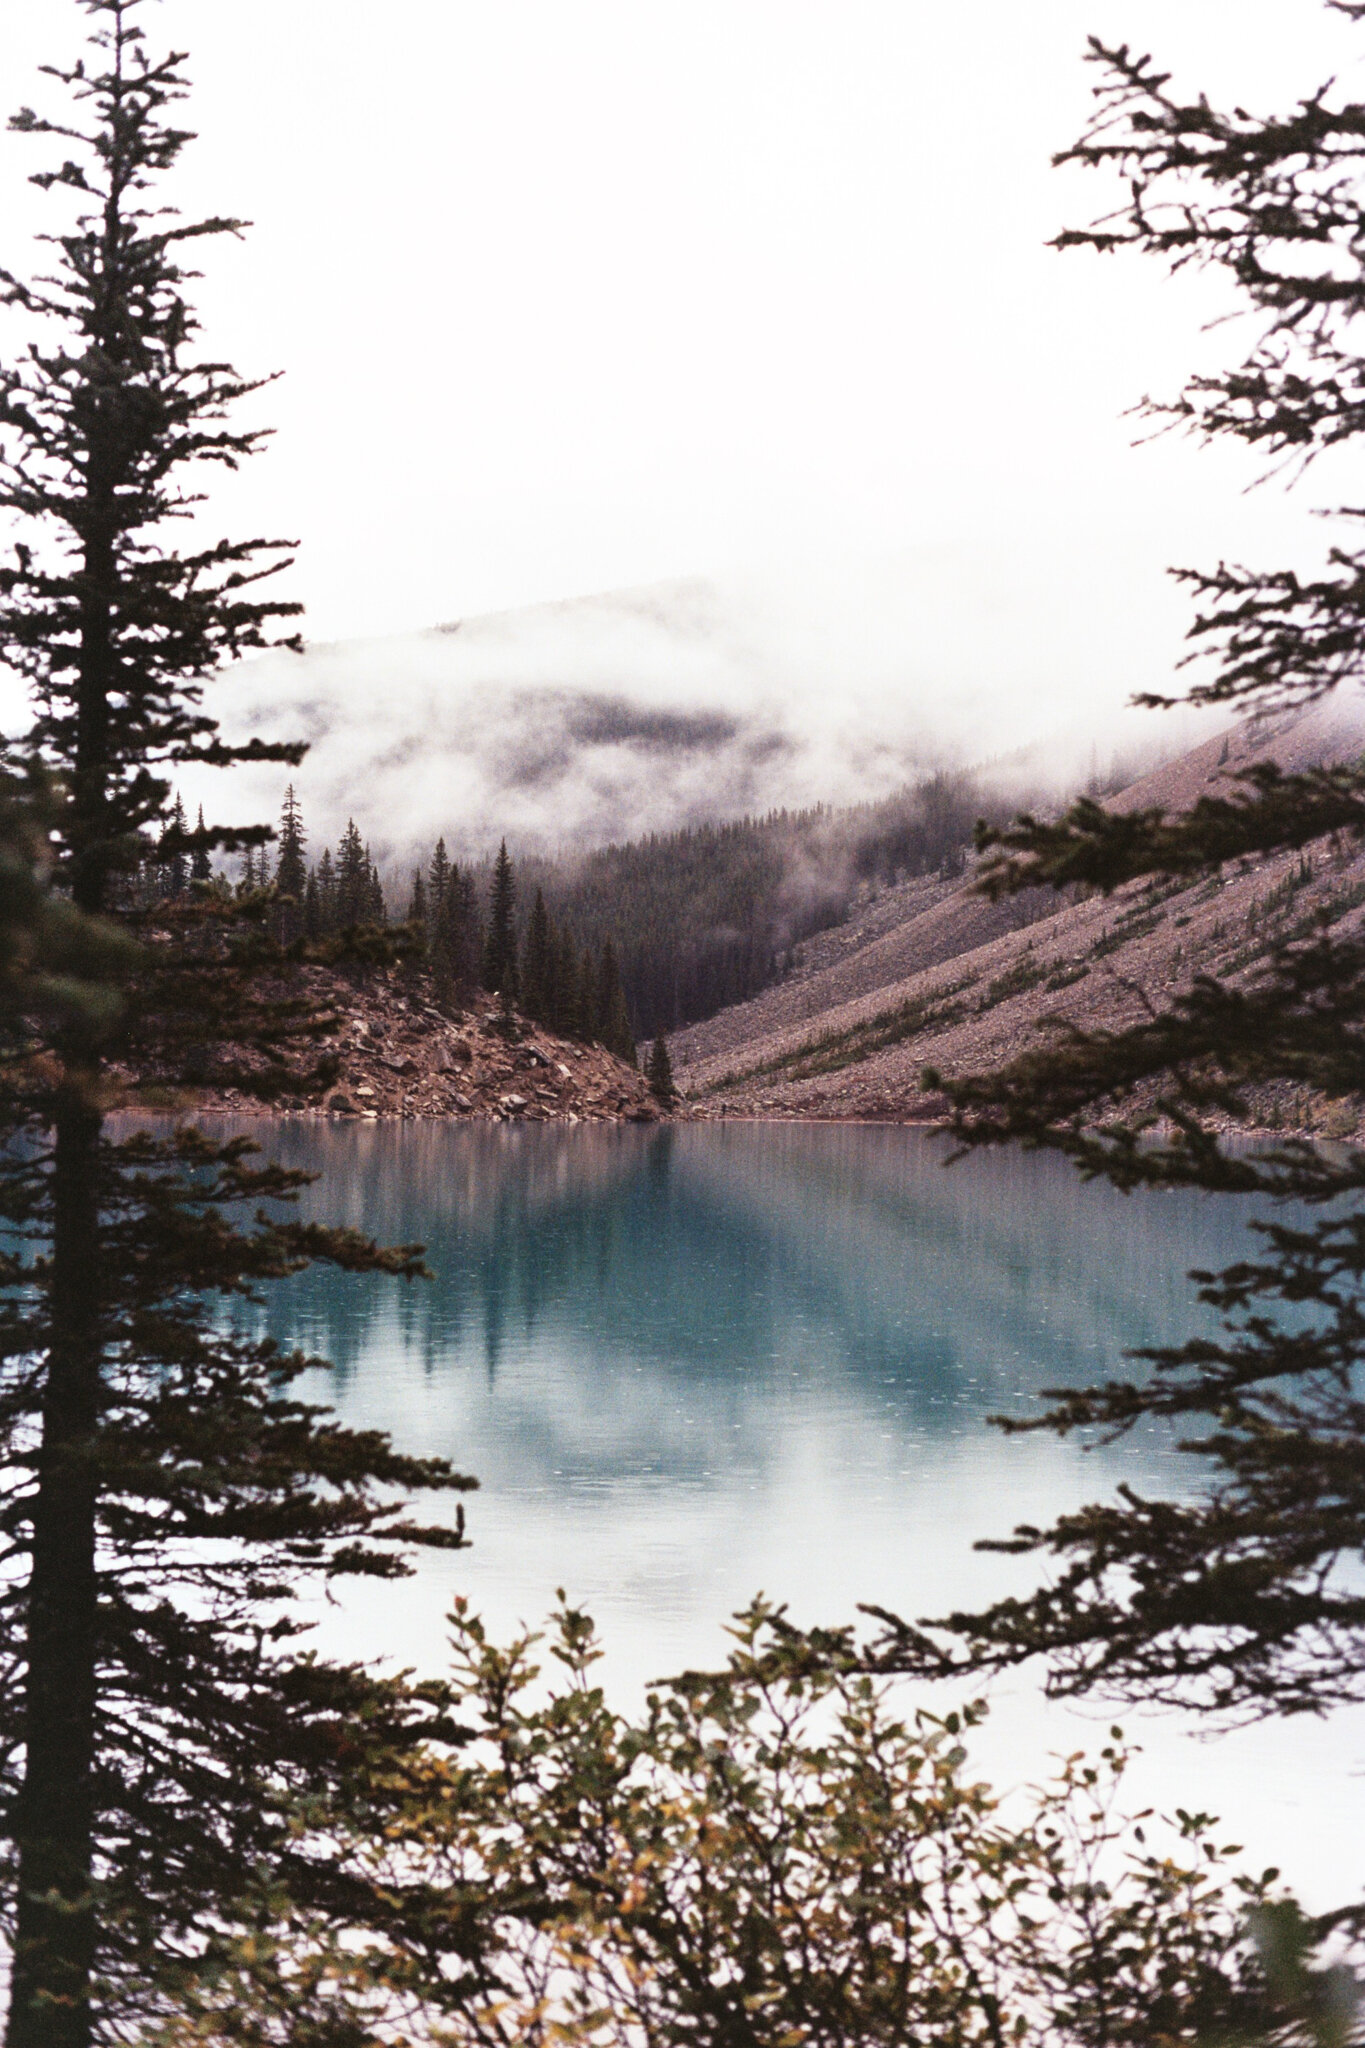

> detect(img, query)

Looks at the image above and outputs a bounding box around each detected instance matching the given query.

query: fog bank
[185,540,1225,861]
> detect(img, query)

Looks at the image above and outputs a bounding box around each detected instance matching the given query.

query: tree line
[174,766,999,1058]
[138,792,642,1066]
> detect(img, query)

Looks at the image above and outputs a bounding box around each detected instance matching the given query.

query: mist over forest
[197,553,1222,869]
[197,555,1227,1042]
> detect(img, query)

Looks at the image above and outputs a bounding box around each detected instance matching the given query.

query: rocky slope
[121,969,663,1125]
[671,698,1365,1140]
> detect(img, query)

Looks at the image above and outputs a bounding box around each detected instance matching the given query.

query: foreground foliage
[159,1599,1360,2048]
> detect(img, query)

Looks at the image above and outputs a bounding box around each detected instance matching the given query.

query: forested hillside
[188,770,1005,1047]
[518,771,1004,1038]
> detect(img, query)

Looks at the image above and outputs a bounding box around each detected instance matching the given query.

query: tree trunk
[8,1104,102,2048]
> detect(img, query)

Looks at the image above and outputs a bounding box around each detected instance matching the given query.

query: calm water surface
[222,1119,1361,1907]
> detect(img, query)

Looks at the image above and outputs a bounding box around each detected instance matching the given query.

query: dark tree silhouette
[522,887,553,1026]
[834,6,1365,1731]
[646,1034,676,1106]
[482,838,518,999]
[157,795,188,900]
[189,805,211,884]
[272,784,306,941]
[334,818,369,929]
[427,836,451,924]
[0,9,472,2042]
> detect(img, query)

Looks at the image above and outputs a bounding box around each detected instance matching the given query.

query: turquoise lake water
[221,1118,1362,1908]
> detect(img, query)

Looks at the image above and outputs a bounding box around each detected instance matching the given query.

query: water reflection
[210,1118,1361,1908]
[249,1117,1249,1394]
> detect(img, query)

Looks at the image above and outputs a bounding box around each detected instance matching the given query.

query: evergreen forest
[517,772,999,1039]
[175,769,998,1055]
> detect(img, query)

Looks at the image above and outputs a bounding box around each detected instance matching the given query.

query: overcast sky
[0,1,1362,844]
[0,1,1358,635]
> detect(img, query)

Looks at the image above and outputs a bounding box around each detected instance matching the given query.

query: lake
[223,1117,1362,1909]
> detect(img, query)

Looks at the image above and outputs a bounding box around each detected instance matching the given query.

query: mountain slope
[672,699,1365,1139]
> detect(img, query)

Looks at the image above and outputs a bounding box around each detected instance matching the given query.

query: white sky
[1,1,1364,851]
[1,0,1361,645]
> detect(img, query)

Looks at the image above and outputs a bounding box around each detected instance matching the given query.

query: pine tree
[314,846,337,934]
[522,889,553,1026]
[550,925,579,1040]
[597,939,636,1064]
[274,786,306,899]
[845,6,1365,1728]
[482,839,519,998]
[363,842,386,924]
[273,785,306,942]
[302,865,322,941]
[0,10,471,2040]
[428,837,451,942]
[190,806,211,885]
[406,866,427,931]
[334,818,369,929]
[431,860,471,1005]
[159,794,188,899]
[646,1034,677,1105]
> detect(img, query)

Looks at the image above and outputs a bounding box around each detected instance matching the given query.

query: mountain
[670,696,1365,1140]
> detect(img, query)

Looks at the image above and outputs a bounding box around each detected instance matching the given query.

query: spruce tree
[597,938,636,1064]
[522,888,553,1026]
[840,5,1365,1728]
[313,846,337,934]
[548,926,578,1040]
[482,838,519,998]
[646,1034,677,1106]
[274,785,306,898]
[363,842,386,924]
[272,785,306,942]
[189,805,211,885]
[0,9,472,2040]
[432,861,476,1005]
[302,864,321,940]
[406,865,427,932]
[159,794,188,899]
[334,818,368,929]
[428,836,451,941]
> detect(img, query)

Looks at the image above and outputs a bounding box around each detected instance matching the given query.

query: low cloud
[186,540,1227,866]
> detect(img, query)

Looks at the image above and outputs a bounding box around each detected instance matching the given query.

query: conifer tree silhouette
[521,888,550,1024]
[842,5,1365,1729]
[0,9,472,2039]
[482,839,519,998]
[646,1034,677,1106]
[272,785,307,941]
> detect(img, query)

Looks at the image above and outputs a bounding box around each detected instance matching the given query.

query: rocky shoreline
[118,967,668,1125]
